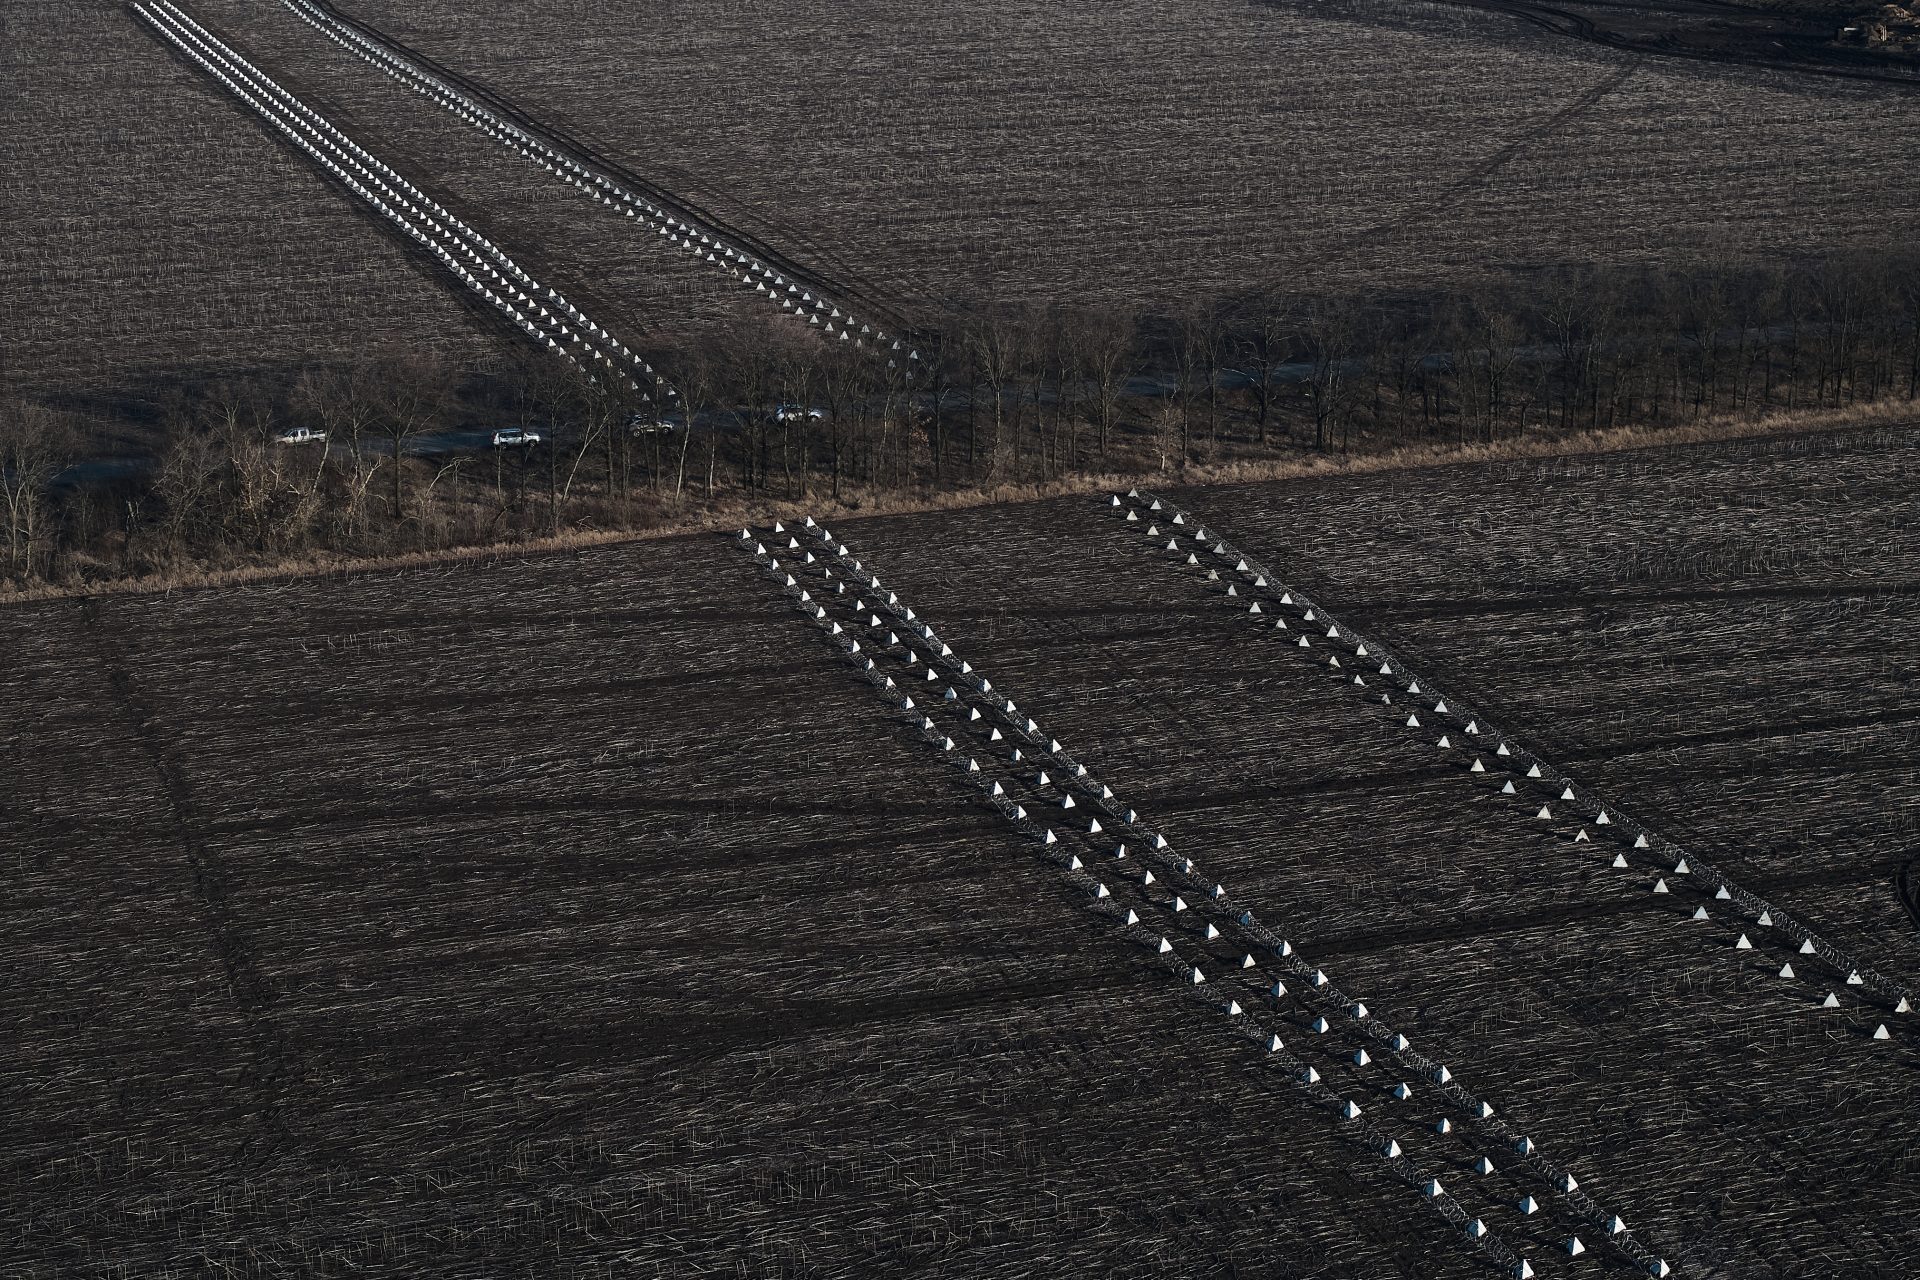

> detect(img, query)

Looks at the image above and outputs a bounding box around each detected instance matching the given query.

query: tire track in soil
[76,599,296,1164]
[1361,57,1641,240]
[1362,577,1920,622]
[1899,860,1920,935]
[1312,856,1910,961]
[1387,0,1920,90]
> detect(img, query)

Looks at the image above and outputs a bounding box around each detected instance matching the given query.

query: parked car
[491,427,542,448]
[625,413,679,437]
[771,403,828,424]
[273,426,327,446]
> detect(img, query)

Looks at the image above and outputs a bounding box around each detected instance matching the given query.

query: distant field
[5,428,1916,1276]
[319,0,1920,310]
[8,0,1920,442]
[0,2,496,445]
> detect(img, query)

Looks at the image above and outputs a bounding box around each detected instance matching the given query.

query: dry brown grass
[5,400,1910,607]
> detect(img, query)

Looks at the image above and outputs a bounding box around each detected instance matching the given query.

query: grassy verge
[5,401,1911,608]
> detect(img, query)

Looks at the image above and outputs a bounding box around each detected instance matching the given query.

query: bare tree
[1230,291,1294,447]
[375,350,453,528]
[0,403,70,581]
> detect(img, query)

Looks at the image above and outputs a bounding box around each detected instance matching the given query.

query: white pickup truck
[272,426,327,445]
[491,427,542,448]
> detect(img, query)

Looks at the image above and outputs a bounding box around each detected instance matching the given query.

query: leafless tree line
[3,250,1917,591]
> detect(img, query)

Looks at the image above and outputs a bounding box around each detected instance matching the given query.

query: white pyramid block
[1874,1024,1891,1040]
[1473,1156,1493,1175]
[1822,992,1841,1008]
[1635,834,1650,848]
[1383,1139,1402,1158]
[1470,758,1486,773]
[1340,1100,1361,1119]
[1226,1000,1242,1016]
[1716,886,1732,900]
[1241,953,1256,969]
[1848,970,1865,985]
[1574,829,1590,843]
[1423,1179,1444,1198]
[1898,997,1912,1013]
[1801,939,1817,955]
[1674,858,1691,874]
[1537,806,1553,820]
[1527,763,1541,777]
[1502,781,1516,794]
[1190,967,1206,984]
[1518,1195,1538,1215]
[1158,937,1173,954]
[1692,906,1709,920]
[1612,853,1629,868]
[1566,1237,1586,1257]
[1779,961,1796,979]
[1124,909,1139,925]
[1093,882,1108,898]
[1437,734,1451,748]
[1354,1048,1371,1065]
[1758,910,1773,927]
[1393,1082,1413,1100]
[1303,1066,1320,1083]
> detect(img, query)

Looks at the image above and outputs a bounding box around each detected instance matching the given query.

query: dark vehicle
[626,413,679,437]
